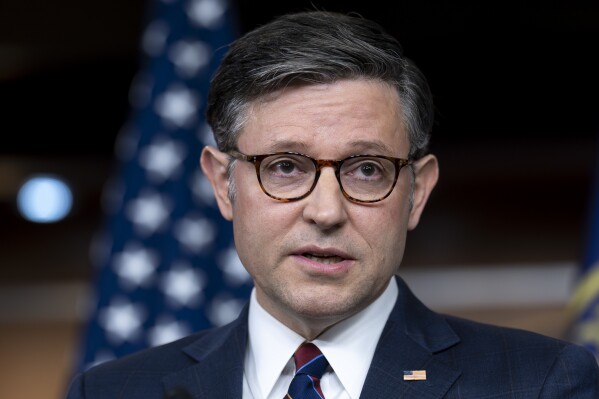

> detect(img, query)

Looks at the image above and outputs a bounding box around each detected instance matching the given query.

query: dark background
[1,0,598,283]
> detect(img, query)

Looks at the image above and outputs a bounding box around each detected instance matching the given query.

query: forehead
[237,79,408,157]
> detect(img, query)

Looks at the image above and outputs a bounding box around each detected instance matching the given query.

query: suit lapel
[360,277,462,399]
[160,278,462,399]
[162,306,249,398]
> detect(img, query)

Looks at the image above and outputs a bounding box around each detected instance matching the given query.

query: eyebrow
[264,138,397,156]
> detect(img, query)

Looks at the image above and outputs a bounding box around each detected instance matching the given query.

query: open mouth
[302,253,345,264]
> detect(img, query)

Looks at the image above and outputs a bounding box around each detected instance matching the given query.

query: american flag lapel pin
[403,370,427,381]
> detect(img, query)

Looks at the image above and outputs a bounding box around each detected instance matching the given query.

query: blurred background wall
[1,1,598,398]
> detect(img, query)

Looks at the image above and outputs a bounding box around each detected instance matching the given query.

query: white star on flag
[190,170,216,206]
[206,295,245,326]
[126,191,172,235]
[218,247,251,286]
[112,245,160,289]
[187,0,227,29]
[154,85,200,128]
[115,126,141,162]
[98,298,146,344]
[173,215,216,253]
[139,138,186,182]
[197,123,216,147]
[169,40,211,77]
[142,20,169,56]
[148,318,191,347]
[160,261,206,307]
[128,73,154,109]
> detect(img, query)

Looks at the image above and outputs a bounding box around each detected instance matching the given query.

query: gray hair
[206,11,434,202]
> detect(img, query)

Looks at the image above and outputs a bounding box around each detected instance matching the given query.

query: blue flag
[570,136,599,360]
[73,0,252,372]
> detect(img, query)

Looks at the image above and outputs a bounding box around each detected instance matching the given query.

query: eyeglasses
[228,150,412,203]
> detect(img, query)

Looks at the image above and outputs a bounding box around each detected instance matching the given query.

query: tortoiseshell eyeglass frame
[227,150,412,204]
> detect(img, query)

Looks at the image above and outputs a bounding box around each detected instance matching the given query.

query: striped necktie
[286,343,329,399]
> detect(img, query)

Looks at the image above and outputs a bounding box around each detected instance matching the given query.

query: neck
[255,294,360,341]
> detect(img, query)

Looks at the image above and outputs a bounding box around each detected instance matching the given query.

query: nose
[301,167,348,230]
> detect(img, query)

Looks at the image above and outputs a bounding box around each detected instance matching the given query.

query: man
[67,11,599,398]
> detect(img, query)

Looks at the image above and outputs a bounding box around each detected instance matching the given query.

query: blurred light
[17,175,73,223]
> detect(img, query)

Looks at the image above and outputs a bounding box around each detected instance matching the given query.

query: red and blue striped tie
[286,343,329,399]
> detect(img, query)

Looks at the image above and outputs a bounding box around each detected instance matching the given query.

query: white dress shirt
[242,278,398,399]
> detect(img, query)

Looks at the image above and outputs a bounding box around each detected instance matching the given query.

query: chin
[287,293,360,320]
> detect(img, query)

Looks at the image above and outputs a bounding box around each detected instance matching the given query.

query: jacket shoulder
[441,315,599,397]
[442,314,589,364]
[67,329,212,399]
[66,304,250,399]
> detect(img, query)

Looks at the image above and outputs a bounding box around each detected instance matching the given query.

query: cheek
[359,199,407,232]
[230,179,264,263]
[356,201,409,263]
[231,188,299,259]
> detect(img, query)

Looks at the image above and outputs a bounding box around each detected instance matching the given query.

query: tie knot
[293,343,329,379]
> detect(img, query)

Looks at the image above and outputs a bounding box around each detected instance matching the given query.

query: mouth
[302,253,345,264]
[292,246,354,267]
[291,247,354,275]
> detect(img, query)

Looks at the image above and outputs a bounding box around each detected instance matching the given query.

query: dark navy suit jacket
[66,277,599,398]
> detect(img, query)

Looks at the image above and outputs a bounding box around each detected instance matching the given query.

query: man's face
[202,79,437,336]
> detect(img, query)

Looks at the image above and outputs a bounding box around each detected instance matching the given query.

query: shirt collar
[247,290,304,398]
[246,278,398,399]
[314,279,398,398]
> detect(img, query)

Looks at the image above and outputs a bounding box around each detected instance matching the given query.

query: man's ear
[408,154,439,230]
[200,146,233,221]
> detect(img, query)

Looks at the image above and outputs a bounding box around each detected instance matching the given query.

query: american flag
[72,0,253,372]
[403,370,427,381]
[570,136,599,361]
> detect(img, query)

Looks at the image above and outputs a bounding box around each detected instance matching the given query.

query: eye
[358,162,378,177]
[275,160,296,174]
[262,155,311,177]
[346,159,384,180]
[342,156,397,185]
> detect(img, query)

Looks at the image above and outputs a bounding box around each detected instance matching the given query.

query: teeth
[304,253,344,264]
